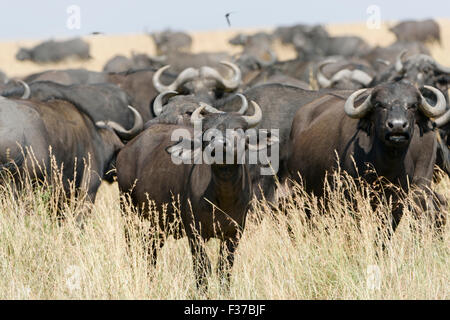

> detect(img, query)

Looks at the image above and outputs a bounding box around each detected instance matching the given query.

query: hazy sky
[0,0,448,40]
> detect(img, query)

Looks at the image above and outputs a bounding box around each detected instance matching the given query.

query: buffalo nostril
[387,119,408,130]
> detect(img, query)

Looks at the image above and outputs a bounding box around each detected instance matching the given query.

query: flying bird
[225,12,236,27]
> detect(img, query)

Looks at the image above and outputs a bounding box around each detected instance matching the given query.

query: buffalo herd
[0,19,449,291]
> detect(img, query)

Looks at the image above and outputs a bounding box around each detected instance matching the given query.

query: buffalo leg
[188,236,211,292]
[410,191,447,239]
[148,232,165,268]
[217,236,239,290]
[374,204,403,257]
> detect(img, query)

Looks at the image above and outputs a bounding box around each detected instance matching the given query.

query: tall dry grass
[0,163,448,299]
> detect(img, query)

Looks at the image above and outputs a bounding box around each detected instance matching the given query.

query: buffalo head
[166,100,277,166]
[16,48,32,61]
[151,91,248,126]
[153,62,241,103]
[317,59,374,90]
[387,52,450,98]
[345,81,446,147]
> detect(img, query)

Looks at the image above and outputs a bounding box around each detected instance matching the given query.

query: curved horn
[242,101,262,128]
[344,89,373,119]
[153,65,199,93]
[316,60,336,88]
[434,108,450,127]
[375,59,391,67]
[236,93,248,115]
[17,80,30,99]
[220,61,241,89]
[419,86,447,118]
[98,106,144,140]
[199,102,225,114]
[329,69,353,82]
[431,59,450,74]
[351,69,373,86]
[149,55,167,63]
[190,105,205,125]
[395,50,407,73]
[200,61,242,91]
[153,91,178,116]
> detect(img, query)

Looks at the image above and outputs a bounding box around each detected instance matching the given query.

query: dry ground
[0,21,449,300]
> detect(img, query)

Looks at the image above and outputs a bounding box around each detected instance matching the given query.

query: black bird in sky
[225,12,236,27]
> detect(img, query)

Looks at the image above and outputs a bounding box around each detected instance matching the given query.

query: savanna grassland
[0,20,449,299]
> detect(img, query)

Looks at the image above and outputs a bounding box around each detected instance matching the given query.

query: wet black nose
[386,119,408,131]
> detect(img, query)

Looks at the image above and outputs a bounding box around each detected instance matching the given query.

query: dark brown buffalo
[152,62,241,104]
[389,19,441,44]
[292,32,371,61]
[372,53,450,101]
[230,32,277,74]
[288,81,447,237]
[220,84,325,202]
[273,24,329,46]
[255,56,374,90]
[16,38,91,63]
[116,102,274,290]
[315,58,375,90]
[363,41,431,72]
[0,81,144,141]
[245,71,310,89]
[150,29,192,55]
[107,69,175,122]
[0,96,124,202]
[370,53,450,181]
[21,68,176,122]
[147,91,249,127]
[102,53,160,73]
[23,69,108,85]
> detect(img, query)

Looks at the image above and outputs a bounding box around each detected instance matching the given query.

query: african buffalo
[0,96,125,204]
[230,32,277,73]
[219,84,325,202]
[0,81,144,141]
[150,29,192,55]
[148,91,249,127]
[288,81,447,236]
[389,19,441,44]
[363,41,431,72]
[103,53,164,73]
[273,24,329,46]
[152,61,242,104]
[16,38,91,63]
[293,32,370,61]
[21,68,176,123]
[116,101,275,290]
[372,53,450,100]
[23,69,109,85]
[315,58,375,90]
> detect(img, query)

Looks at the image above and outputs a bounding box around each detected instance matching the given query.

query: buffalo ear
[165,138,202,164]
[357,118,372,136]
[416,112,433,137]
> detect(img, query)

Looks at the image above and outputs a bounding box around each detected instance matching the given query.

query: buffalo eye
[374,101,384,109]
[409,102,419,110]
